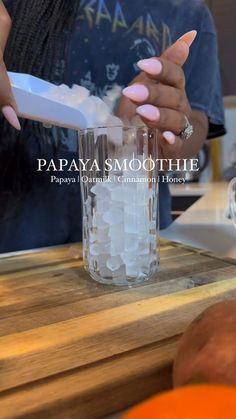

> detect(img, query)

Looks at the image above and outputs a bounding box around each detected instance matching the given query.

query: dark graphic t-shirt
[0,0,225,252]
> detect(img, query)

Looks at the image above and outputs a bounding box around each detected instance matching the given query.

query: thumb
[162,30,197,66]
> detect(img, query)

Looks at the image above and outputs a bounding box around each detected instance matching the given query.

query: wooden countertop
[0,241,236,419]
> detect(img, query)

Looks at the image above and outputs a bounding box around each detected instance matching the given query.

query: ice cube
[102,85,122,111]
[89,232,97,243]
[96,198,108,213]
[48,89,65,103]
[94,97,110,122]
[122,185,140,205]
[106,119,123,146]
[109,223,123,238]
[91,183,107,196]
[109,224,125,256]
[97,253,109,266]
[85,196,92,206]
[103,208,123,225]
[121,251,138,265]
[90,244,99,256]
[79,95,111,128]
[106,256,122,271]
[124,203,149,224]
[42,80,123,136]
[124,211,138,234]
[138,221,150,235]
[99,265,113,278]
[138,241,150,255]
[97,241,110,254]
[125,233,139,252]
[111,186,124,202]
[110,237,124,256]
[71,84,90,103]
[112,264,126,284]
[102,177,119,191]
[93,213,108,228]
[97,226,109,242]
[126,264,140,278]
[139,254,157,275]
[88,255,98,271]
[97,254,112,278]
[59,84,71,96]
[91,185,98,195]
[66,94,82,108]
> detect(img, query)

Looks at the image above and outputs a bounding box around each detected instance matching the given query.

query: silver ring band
[180,116,193,141]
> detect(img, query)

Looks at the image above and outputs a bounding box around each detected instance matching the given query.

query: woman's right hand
[0,1,21,130]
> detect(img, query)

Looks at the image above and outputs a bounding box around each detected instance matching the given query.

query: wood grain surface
[0,240,236,419]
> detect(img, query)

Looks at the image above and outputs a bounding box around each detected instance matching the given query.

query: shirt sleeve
[183,4,226,139]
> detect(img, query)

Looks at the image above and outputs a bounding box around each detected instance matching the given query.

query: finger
[136,57,186,89]
[148,83,191,115]
[0,60,15,107]
[0,69,20,130]
[136,30,197,83]
[162,131,176,145]
[136,104,186,135]
[158,134,184,162]
[123,83,191,115]
[0,4,20,130]
[2,106,21,130]
[0,60,21,130]
[162,30,197,66]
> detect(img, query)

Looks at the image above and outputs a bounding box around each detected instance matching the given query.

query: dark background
[207,0,236,96]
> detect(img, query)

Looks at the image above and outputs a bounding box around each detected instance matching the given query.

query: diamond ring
[180,116,193,141]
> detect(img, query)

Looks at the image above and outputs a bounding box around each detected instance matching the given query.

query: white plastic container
[9,71,87,129]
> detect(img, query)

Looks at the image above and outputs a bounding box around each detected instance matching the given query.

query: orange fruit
[122,385,236,419]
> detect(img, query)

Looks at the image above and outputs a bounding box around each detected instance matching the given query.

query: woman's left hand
[116,31,203,159]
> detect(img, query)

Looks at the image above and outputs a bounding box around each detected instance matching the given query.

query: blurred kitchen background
[203,0,236,182]
[170,0,236,221]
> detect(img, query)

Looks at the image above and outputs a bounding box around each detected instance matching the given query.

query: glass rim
[79,124,152,132]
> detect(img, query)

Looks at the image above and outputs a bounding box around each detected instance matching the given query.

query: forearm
[0,3,20,129]
[0,1,11,52]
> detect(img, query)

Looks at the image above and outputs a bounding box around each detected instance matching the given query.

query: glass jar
[78,126,159,286]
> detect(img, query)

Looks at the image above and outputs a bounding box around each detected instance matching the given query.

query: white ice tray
[8,72,87,130]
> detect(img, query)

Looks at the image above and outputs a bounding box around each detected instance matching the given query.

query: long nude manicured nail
[137,58,162,75]
[136,105,160,121]
[2,106,21,130]
[122,84,149,102]
[163,131,176,145]
[178,30,197,47]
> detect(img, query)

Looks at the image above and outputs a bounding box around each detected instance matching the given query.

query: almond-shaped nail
[137,58,162,75]
[122,84,149,102]
[136,105,160,121]
[178,30,197,47]
[2,106,21,130]
[163,131,176,145]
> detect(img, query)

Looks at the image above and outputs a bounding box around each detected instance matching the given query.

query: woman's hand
[0,1,20,130]
[117,31,208,160]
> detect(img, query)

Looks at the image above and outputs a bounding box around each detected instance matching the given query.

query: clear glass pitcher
[229,178,236,228]
[78,126,159,286]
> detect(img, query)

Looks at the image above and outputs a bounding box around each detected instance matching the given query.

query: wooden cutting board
[0,240,236,419]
